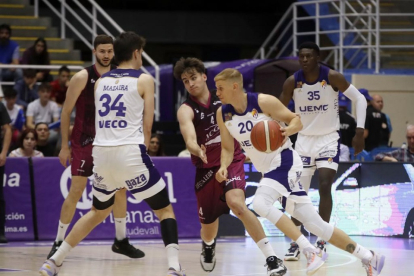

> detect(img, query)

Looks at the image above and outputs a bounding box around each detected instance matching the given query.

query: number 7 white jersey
[93,68,145,146]
[293,65,339,136]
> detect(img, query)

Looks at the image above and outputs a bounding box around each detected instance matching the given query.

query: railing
[254,0,414,73]
[33,0,161,120]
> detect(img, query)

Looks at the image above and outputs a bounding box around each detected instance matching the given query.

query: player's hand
[216,167,228,183]
[59,146,71,167]
[352,128,365,155]
[199,144,208,164]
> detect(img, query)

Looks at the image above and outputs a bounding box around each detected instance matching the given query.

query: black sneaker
[112,238,145,258]
[0,234,7,244]
[200,239,216,272]
[266,256,287,276]
[47,241,63,259]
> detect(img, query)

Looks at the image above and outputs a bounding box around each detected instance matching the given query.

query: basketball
[250,120,284,153]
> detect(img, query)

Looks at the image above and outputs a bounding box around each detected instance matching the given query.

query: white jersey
[222,92,292,173]
[293,65,339,136]
[94,68,145,146]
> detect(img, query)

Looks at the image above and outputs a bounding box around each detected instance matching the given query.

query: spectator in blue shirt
[14,69,39,108]
[0,24,22,82]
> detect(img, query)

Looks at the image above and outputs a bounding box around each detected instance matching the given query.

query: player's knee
[318,181,332,196]
[227,198,248,217]
[67,187,84,201]
[252,194,272,218]
[293,203,334,241]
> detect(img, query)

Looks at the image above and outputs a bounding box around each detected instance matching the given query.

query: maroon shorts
[71,142,93,177]
[195,158,246,224]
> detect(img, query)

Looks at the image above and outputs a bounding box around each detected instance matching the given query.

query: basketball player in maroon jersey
[47,35,143,259]
[174,57,287,276]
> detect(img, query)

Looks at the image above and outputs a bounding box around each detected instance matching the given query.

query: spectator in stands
[50,66,70,106]
[374,125,414,162]
[8,128,43,157]
[20,37,51,82]
[3,87,25,148]
[14,69,39,108]
[338,92,356,147]
[362,88,390,151]
[35,122,55,156]
[147,133,166,156]
[371,94,392,137]
[0,24,22,82]
[0,99,11,243]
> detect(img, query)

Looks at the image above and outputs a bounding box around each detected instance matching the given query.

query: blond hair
[214,68,243,88]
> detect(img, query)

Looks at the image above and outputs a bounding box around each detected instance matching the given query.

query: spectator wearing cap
[0,24,22,82]
[374,125,414,162]
[338,92,356,147]
[362,88,390,151]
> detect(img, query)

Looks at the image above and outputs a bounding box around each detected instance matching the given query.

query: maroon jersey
[184,91,245,168]
[71,64,116,147]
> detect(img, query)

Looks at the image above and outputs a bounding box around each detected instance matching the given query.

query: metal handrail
[34,0,161,120]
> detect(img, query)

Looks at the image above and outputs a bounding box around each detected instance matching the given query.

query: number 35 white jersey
[94,68,145,146]
[293,65,339,136]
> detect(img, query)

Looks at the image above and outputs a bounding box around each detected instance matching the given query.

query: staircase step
[11,37,74,50]
[0,16,51,26]
[19,48,81,60]
[50,70,77,77]
[51,60,86,66]
[11,27,58,37]
[0,0,29,4]
[0,6,34,16]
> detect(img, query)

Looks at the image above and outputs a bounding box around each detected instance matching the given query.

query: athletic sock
[56,221,69,242]
[257,238,277,258]
[51,241,72,266]
[114,217,127,240]
[352,244,373,261]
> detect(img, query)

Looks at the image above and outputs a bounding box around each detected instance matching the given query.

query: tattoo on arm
[346,243,356,253]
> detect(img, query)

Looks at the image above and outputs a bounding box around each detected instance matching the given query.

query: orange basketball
[250,120,284,153]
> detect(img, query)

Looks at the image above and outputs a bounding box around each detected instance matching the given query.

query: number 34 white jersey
[293,65,339,136]
[94,68,145,146]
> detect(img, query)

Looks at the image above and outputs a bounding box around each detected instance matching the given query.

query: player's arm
[279,75,295,107]
[258,94,302,137]
[215,107,234,182]
[177,104,207,163]
[329,70,366,154]
[59,69,88,166]
[138,74,155,149]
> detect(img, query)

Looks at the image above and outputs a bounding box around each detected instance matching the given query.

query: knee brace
[253,190,283,225]
[292,203,334,241]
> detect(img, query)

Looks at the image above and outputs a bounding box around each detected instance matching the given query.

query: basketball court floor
[0,236,413,275]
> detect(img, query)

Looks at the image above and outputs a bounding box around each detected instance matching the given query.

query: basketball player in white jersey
[40,32,185,276]
[279,42,367,260]
[214,68,385,276]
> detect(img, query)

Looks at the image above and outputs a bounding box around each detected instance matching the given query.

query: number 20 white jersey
[293,65,339,136]
[94,68,145,146]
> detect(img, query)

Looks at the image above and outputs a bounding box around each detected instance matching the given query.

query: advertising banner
[32,157,199,240]
[4,158,34,240]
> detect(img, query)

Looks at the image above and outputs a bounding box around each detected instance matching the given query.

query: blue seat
[349,148,374,161]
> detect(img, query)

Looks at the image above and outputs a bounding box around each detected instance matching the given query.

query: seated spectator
[3,87,25,147]
[8,128,44,157]
[50,66,70,106]
[0,24,22,82]
[362,88,390,151]
[14,69,39,108]
[339,143,350,162]
[371,94,392,137]
[20,37,51,82]
[35,122,55,156]
[147,133,166,156]
[375,125,414,162]
[338,92,356,147]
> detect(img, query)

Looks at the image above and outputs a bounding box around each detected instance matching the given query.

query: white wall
[352,74,414,147]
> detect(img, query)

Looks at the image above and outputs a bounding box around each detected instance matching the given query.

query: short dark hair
[114,31,146,64]
[35,122,49,130]
[93,34,113,49]
[38,82,51,92]
[58,65,70,75]
[299,41,320,55]
[173,57,206,80]
[3,86,17,99]
[0,24,11,35]
[18,128,38,149]
[23,69,37,78]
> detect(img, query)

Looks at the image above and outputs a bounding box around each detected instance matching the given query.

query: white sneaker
[362,251,385,276]
[284,242,300,261]
[303,247,328,275]
[167,266,186,276]
[39,259,61,276]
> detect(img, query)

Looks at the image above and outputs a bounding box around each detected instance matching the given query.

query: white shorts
[260,148,311,213]
[295,131,340,175]
[92,144,166,204]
